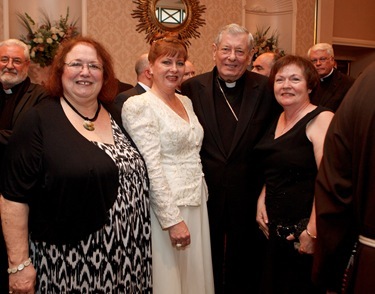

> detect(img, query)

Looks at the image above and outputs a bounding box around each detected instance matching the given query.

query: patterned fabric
[30,118,152,293]
[122,91,205,229]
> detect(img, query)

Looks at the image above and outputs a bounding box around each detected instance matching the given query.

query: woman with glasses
[0,36,152,293]
[122,33,214,294]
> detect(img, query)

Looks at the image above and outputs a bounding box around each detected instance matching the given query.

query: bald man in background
[251,52,280,77]
[115,53,152,112]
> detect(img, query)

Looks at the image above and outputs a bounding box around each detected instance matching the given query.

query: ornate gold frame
[131,0,206,46]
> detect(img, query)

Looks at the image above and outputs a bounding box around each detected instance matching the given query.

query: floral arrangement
[17,8,79,67]
[252,26,285,61]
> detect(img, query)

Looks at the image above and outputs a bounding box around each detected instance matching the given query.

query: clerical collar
[217,76,236,88]
[3,88,12,94]
[320,68,334,81]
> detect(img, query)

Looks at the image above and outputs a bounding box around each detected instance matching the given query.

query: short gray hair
[0,39,30,61]
[307,43,334,58]
[214,23,254,52]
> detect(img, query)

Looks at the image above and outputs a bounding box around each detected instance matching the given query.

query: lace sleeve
[122,94,183,229]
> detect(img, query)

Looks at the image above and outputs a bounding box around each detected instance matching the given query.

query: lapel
[195,70,264,158]
[12,82,33,126]
[320,69,341,102]
[228,70,260,155]
[196,71,227,156]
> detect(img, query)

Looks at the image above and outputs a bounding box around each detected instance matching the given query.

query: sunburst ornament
[131,0,206,46]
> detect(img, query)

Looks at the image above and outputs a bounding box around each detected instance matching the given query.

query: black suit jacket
[114,83,146,114]
[0,79,49,146]
[311,68,355,112]
[181,68,280,223]
[117,79,133,94]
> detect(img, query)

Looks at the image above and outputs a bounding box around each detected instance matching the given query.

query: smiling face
[213,31,252,82]
[150,54,185,94]
[0,44,30,89]
[274,63,311,108]
[62,43,103,101]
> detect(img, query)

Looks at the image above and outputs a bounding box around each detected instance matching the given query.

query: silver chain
[217,78,238,121]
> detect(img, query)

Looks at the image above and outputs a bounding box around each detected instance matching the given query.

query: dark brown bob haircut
[149,33,188,64]
[269,54,320,97]
[45,36,117,104]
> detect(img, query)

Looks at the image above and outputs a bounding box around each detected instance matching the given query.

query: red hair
[45,36,117,103]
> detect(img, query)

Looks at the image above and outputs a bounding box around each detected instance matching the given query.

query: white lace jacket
[122,91,208,229]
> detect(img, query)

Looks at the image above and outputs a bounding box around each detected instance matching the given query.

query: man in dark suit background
[0,38,49,294]
[116,78,133,95]
[115,53,152,112]
[181,23,280,294]
[308,43,355,112]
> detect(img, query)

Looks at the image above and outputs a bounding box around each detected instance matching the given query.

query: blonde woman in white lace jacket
[121,35,214,294]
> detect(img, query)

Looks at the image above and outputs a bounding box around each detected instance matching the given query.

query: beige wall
[0,0,3,41]
[87,0,243,85]
[1,0,374,83]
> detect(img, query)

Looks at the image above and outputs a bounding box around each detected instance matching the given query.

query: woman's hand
[168,221,191,249]
[8,264,36,294]
[256,186,269,239]
[297,229,316,254]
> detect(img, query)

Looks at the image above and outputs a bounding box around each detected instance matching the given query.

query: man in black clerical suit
[0,38,49,294]
[181,23,280,294]
[308,43,355,112]
[115,53,152,113]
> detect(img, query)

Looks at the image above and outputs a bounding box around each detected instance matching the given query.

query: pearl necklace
[62,96,101,131]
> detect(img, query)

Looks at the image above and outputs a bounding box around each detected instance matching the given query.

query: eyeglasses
[310,57,332,64]
[0,56,26,66]
[65,61,103,72]
[218,47,247,58]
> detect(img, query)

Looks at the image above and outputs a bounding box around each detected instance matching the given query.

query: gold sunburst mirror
[132,0,206,46]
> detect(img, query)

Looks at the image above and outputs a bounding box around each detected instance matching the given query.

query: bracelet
[306,228,317,239]
[7,258,32,274]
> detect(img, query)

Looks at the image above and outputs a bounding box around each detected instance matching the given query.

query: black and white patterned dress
[30,118,152,293]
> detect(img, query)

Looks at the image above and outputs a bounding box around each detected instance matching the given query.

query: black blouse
[1,98,137,244]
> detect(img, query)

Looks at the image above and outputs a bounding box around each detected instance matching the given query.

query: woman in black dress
[255,55,334,294]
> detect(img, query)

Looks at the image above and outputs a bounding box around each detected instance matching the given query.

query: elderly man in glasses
[0,38,49,294]
[307,43,355,112]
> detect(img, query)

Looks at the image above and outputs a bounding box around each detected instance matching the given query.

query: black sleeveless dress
[254,106,328,294]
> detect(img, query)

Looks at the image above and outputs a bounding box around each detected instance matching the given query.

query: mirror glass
[132,0,206,46]
[155,0,186,29]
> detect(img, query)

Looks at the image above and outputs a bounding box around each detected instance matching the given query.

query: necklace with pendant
[62,96,101,131]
